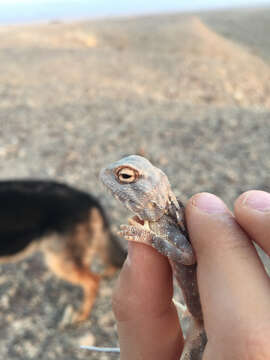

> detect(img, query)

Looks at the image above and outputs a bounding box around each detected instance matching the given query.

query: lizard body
[100,155,207,360]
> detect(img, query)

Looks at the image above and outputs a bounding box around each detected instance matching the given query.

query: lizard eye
[116,167,138,184]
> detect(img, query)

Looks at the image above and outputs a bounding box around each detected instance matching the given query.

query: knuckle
[111,266,141,321]
[239,326,270,360]
[111,289,123,318]
[111,282,131,321]
[211,326,270,360]
[112,281,142,322]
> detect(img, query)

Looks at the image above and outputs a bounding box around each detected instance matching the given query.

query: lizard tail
[180,318,207,360]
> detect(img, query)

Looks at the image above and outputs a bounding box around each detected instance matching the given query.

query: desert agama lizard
[99,155,207,360]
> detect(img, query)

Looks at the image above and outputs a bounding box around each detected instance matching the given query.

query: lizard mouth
[128,215,145,226]
[128,215,151,231]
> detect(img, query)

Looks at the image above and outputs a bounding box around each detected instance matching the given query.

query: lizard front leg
[118,224,194,267]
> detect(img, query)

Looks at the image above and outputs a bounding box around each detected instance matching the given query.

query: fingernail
[242,191,270,212]
[192,193,227,214]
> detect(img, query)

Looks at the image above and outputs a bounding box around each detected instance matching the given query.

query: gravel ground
[0,8,270,359]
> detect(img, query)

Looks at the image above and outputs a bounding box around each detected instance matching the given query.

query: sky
[0,0,270,24]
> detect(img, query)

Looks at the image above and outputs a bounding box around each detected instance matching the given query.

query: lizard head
[100,155,172,221]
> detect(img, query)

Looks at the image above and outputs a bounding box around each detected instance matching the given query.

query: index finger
[185,193,270,343]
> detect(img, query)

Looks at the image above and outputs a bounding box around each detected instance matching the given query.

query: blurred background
[0,1,270,359]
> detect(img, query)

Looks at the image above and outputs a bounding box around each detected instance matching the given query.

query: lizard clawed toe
[118,224,154,245]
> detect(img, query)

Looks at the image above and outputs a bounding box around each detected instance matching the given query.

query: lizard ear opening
[116,167,138,184]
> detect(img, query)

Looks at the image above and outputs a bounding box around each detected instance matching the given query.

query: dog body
[0,180,126,322]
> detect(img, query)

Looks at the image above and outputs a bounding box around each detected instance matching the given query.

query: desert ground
[0,7,270,359]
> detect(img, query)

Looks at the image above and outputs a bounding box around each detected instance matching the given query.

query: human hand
[112,191,270,359]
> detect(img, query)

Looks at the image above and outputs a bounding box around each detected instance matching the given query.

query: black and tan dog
[0,180,126,322]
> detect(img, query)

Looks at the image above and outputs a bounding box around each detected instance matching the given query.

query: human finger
[112,241,183,360]
[234,190,270,256]
[185,193,270,351]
